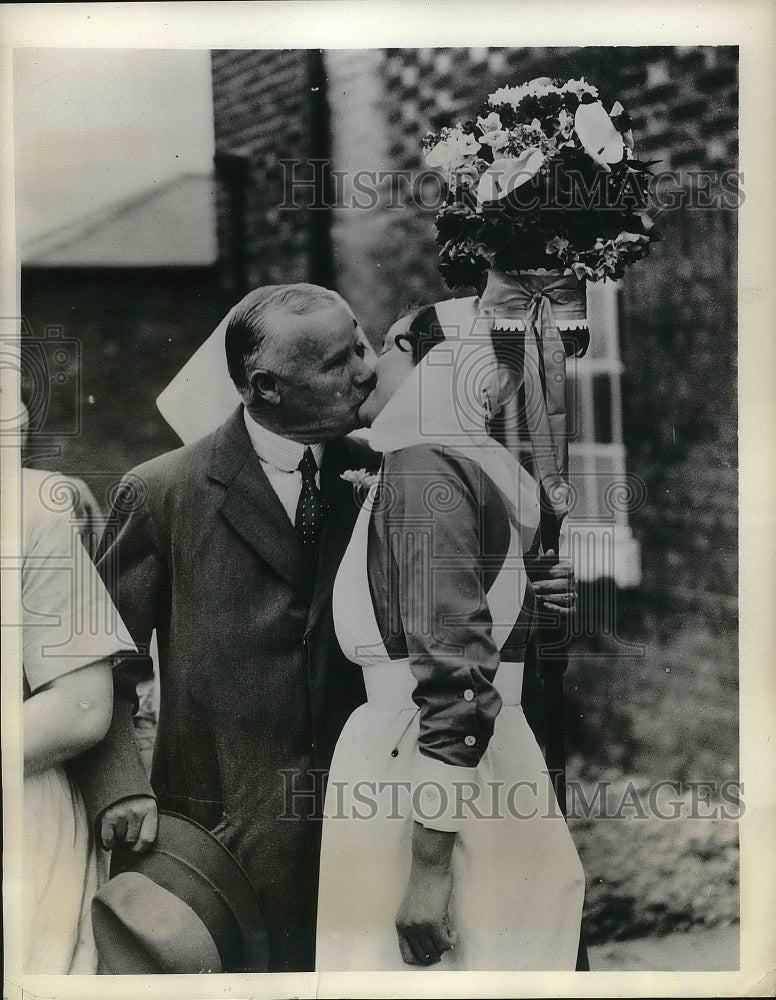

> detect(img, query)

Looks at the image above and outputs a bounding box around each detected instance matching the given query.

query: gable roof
[22,173,217,267]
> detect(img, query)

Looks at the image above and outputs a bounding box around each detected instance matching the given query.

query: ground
[589,923,739,971]
[562,593,739,953]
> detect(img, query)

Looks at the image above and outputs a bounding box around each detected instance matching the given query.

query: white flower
[450,130,481,155]
[477,111,502,133]
[563,77,599,98]
[476,111,508,149]
[574,101,624,168]
[487,85,524,108]
[546,235,570,258]
[489,77,598,111]
[614,232,649,247]
[480,129,509,149]
[340,468,379,489]
[425,140,465,171]
[425,128,481,170]
[433,126,475,153]
[570,261,595,281]
[557,108,575,139]
[476,148,546,205]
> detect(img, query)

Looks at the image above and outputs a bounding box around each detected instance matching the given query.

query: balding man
[80,284,378,972]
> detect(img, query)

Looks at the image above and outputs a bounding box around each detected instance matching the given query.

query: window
[562,280,641,587]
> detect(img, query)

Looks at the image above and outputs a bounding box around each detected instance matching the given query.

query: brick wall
[211,49,328,299]
[209,45,738,624]
[614,48,738,622]
[619,207,737,622]
[333,46,738,625]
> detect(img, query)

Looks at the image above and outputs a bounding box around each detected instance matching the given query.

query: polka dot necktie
[295,447,326,553]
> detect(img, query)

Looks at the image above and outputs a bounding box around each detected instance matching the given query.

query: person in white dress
[315,298,585,971]
[19,466,136,973]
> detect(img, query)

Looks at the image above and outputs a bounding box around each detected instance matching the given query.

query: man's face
[258,303,377,441]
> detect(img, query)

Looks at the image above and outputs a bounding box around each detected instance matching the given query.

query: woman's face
[358,314,416,426]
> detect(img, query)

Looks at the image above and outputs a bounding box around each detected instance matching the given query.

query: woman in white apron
[315,299,584,971]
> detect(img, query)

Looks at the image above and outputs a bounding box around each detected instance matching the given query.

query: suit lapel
[305,438,365,635]
[209,408,310,593]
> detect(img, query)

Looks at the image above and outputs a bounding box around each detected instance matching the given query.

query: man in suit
[78,284,379,972]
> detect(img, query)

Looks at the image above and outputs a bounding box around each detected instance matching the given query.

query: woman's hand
[395,821,458,965]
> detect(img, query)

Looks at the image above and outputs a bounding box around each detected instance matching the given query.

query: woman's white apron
[316,485,584,971]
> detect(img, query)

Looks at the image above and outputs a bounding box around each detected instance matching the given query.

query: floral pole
[425,76,662,811]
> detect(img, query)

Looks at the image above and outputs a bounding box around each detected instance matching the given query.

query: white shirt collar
[243,408,324,472]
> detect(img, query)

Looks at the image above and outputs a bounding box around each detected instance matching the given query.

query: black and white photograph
[1,3,774,997]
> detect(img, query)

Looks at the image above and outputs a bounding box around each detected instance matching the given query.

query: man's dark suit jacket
[81,407,374,972]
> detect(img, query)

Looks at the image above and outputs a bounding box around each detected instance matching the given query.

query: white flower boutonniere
[340,468,379,489]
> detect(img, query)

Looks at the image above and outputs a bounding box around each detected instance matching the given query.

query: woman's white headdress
[369,296,540,545]
[155,291,359,445]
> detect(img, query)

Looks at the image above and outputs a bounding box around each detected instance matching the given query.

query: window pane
[567,452,597,521]
[591,449,629,524]
[592,374,613,444]
[585,280,618,360]
[565,372,595,443]
[565,372,582,442]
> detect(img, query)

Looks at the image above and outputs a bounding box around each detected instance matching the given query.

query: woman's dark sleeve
[384,445,509,830]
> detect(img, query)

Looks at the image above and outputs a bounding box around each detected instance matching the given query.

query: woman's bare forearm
[396,821,458,964]
[410,819,456,871]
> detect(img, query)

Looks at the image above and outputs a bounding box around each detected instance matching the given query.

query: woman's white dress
[21,468,134,973]
[316,475,584,971]
[23,767,104,973]
[316,296,585,971]
[316,476,584,971]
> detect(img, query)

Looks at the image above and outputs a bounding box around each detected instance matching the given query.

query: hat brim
[107,811,268,972]
[93,872,223,974]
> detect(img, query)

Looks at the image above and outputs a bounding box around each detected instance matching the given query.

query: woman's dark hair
[395,305,446,366]
[394,303,524,372]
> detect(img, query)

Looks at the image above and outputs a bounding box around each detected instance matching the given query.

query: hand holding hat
[92,811,268,974]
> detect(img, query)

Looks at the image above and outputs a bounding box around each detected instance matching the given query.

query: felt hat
[92,811,267,973]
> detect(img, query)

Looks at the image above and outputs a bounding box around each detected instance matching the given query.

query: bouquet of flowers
[424,76,660,289]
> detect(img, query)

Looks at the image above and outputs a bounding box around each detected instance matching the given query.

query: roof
[22,173,217,267]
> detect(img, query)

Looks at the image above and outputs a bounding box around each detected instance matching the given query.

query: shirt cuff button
[464,735,476,747]
[463,689,475,701]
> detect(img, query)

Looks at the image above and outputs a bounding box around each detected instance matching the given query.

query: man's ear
[250,369,281,406]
